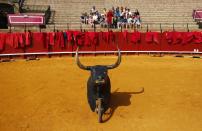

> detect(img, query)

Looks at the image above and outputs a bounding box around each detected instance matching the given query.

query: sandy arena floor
[0,55,202,131]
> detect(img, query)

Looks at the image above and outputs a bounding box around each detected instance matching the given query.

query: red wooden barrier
[0,31,202,57]
[25,32,48,53]
[139,32,161,51]
[0,33,25,55]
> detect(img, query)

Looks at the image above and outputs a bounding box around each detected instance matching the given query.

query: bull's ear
[106,45,121,69]
[75,47,90,70]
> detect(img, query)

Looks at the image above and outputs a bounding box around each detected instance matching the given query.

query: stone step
[20,0,202,31]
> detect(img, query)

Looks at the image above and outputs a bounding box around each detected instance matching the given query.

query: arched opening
[0,3,14,29]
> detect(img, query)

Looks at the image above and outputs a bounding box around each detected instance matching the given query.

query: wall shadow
[102,87,144,123]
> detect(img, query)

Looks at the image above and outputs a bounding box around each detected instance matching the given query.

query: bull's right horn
[75,47,90,70]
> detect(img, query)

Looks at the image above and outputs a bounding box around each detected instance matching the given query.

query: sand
[0,55,202,131]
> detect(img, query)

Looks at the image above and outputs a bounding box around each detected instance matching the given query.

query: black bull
[76,47,121,112]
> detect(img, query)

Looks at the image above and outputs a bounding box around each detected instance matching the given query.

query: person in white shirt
[93,13,98,23]
[91,6,97,14]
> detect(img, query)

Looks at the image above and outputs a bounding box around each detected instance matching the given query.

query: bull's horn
[106,46,121,69]
[75,47,90,70]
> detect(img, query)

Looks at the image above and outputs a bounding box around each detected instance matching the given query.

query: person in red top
[107,10,114,28]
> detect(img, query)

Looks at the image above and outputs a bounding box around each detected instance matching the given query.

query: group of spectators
[80,6,142,29]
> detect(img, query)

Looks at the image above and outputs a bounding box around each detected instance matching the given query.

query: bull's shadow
[102,87,144,122]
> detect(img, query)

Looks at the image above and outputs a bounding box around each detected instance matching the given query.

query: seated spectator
[100,14,107,28]
[134,14,141,28]
[112,6,115,14]
[88,15,94,27]
[113,16,118,28]
[91,6,97,14]
[115,7,121,17]
[122,15,128,28]
[102,8,107,17]
[135,9,140,16]
[120,6,124,13]
[92,13,98,24]
[128,9,132,16]
[80,12,89,24]
[120,7,126,18]
[84,12,89,24]
[117,15,126,29]
[80,13,85,24]
[127,15,134,28]
[117,16,123,29]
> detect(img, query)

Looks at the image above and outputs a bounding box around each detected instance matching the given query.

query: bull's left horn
[106,47,121,69]
[75,47,90,70]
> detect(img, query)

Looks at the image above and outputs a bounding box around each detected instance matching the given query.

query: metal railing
[5,22,197,33]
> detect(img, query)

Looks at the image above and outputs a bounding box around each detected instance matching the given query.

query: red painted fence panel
[0,31,202,56]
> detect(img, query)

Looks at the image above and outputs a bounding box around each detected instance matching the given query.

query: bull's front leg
[87,77,97,112]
